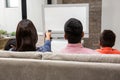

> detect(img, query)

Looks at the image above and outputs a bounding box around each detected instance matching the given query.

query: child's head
[64,18,84,43]
[100,30,116,47]
[4,39,16,50]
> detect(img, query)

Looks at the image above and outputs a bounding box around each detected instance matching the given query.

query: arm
[37,32,52,52]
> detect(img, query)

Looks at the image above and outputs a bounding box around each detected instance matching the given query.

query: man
[96,30,120,54]
[61,18,96,54]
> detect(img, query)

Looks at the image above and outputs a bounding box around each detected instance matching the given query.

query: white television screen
[44,4,89,34]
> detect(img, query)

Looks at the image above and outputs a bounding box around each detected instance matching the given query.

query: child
[96,30,120,54]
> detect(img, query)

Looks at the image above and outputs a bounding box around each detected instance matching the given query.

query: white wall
[0,0,22,33]
[0,0,4,28]
[27,0,45,34]
[0,0,45,33]
[102,0,120,49]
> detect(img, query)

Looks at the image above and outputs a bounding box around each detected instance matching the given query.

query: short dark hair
[64,18,83,43]
[100,30,116,47]
[16,19,38,51]
[4,39,16,50]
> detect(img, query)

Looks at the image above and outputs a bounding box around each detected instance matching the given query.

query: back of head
[16,19,38,51]
[4,39,16,50]
[64,18,83,43]
[100,30,116,47]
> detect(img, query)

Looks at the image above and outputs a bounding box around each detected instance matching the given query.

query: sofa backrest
[0,58,120,80]
[42,53,120,63]
[0,51,43,59]
[1,50,120,63]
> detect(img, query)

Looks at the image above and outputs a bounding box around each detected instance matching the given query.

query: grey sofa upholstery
[42,53,120,63]
[0,58,120,80]
[0,51,120,80]
[0,51,42,59]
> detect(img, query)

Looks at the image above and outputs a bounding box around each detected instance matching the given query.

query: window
[6,0,19,8]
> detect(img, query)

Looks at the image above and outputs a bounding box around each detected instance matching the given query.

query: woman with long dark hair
[15,19,51,52]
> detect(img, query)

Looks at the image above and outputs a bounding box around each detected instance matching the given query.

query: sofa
[0,51,120,80]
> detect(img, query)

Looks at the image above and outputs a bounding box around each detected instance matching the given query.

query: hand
[10,45,16,50]
[45,32,51,40]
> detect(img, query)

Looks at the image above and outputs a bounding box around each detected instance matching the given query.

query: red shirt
[96,47,120,54]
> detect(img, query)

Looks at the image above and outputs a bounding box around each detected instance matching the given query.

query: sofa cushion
[0,50,43,59]
[0,58,120,80]
[42,53,120,63]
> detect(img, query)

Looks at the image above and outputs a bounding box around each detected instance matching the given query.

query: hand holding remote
[45,30,52,40]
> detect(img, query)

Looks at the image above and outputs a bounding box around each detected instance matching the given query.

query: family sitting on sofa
[4,18,120,54]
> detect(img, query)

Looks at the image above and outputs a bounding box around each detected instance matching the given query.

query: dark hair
[64,18,83,43]
[4,39,16,50]
[100,30,116,47]
[16,19,38,51]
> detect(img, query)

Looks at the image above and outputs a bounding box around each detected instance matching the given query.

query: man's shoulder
[61,47,98,54]
[82,47,93,51]
[82,47,97,53]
